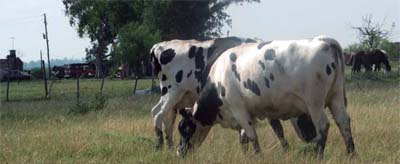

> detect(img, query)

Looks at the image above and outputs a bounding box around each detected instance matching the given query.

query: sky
[0,0,399,62]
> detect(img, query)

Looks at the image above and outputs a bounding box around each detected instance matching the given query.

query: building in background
[0,49,30,81]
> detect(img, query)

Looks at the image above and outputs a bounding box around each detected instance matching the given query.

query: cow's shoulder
[193,80,223,126]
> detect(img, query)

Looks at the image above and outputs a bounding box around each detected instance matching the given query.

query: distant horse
[348,49,391,74]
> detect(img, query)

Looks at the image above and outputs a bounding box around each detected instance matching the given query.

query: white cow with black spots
[150,37,257,149]
[177,36,356,158]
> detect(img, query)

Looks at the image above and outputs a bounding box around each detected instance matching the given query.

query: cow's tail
[317,36,347,107]
[150,45,161,76]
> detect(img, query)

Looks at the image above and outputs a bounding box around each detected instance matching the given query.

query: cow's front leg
[238,129,249,153]
[269,119,289,151]
[241,120,260,154]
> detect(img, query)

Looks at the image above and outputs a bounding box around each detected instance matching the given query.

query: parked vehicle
[0,69,31,81]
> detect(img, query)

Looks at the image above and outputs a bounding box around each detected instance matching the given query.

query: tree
[112,23,161,77]
[63,0,259,77]
[63,0,142,78]
[145,0,259,40]
[110,0,259,76]
[352,14,394,51]
[379,39,400,57]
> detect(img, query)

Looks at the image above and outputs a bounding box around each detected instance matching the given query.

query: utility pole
[43,13,51,79]
[41,50,49,98]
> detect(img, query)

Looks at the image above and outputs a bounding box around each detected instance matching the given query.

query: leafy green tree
[352,14,394,50]
[63,0,143,78]
[63,0,259,77]
[145,0,259,40]
[379,39,400,57]
[112,23,161,76]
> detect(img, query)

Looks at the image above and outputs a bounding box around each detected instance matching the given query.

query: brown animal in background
[348,49,391,74]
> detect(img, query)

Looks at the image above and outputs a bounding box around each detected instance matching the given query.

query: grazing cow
[177,36,355,158]
[150,37,258,149]
[150,37,317,150]
[349,49,391,74]
[367,49,391,72]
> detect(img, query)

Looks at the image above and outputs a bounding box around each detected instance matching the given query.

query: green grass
[0,70,399,163]
[0,78,153,101]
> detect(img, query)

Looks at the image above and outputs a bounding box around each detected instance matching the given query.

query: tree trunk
[95,56,103,78]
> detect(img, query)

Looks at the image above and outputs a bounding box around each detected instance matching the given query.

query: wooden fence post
[133,76,139,94]
[76,75,80,104]
[5,72,10,102]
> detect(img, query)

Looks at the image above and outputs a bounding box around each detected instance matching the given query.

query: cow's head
[177,106,211,157]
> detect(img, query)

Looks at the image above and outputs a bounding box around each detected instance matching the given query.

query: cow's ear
[179,108,192,119]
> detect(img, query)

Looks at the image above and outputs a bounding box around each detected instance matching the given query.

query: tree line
[63,0,259,78]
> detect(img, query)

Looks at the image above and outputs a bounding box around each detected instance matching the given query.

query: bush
[68,92,108,115]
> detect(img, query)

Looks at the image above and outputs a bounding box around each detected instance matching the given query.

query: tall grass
[0,74,399,163]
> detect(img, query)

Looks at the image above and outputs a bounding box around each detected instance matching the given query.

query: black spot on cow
[194,47,205,83]
[175,70,183,83]
[244,79,261,96]
[201,37,245,88]
[248,121,253,126]
[161,74,167,81]
[257,41,272,49]
[194,83,223,126]
[264,77,270,88]
[168,85,171,88]
[230,53,237,62]
[331,62,336,70]
[196,86,200,94]
[326,64,332,75]
[297,114,317,142]
[161,87,168,96]
[264,49,276,60]
[217,82,226,97]
[221,86,226,97]
[232,64,241,81]
[187,70,192,78]
[269,73,274,81]
[188,46,196,59]
[160,49,176,65]
[258,61,265,70]
[243,81,248,89]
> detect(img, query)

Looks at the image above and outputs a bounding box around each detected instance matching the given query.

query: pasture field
[0,69,399,163]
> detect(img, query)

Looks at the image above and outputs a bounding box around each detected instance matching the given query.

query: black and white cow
[177,36,355,158]
[150,37,258,149]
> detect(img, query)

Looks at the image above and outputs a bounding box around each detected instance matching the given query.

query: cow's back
[208,36,344,121]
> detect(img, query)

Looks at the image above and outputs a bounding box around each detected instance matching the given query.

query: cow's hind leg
[159,91,185,149]
[163,108,177,149]
[307,103,330,159]
[328,98,356,156]
[151,99,163,149]
[269,119,289,150]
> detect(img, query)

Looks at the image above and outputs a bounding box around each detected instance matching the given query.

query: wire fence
[0,78,156,103]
